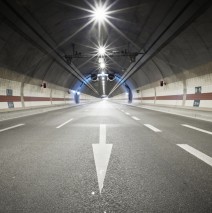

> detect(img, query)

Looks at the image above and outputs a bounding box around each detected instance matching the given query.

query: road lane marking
[92,124,113,194]
[125,112,130,115]
[0,124,25,133]
[182,124,212,135]
[99,124,106,144]
[56,119,73,129]
[144,124,161,132]
[177,144,212,167]
[132,116,140,121]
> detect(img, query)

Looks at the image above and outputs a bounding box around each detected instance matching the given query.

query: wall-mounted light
[160,80,166,86]
[41,82,47,88]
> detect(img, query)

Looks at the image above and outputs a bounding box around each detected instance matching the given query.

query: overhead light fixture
[99,57,104,63]
[92,6,108,23]
[98,46,106,56]
[100,62,106,69]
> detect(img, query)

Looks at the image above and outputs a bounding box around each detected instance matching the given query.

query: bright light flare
[99,58,104,63]
[98,46,106,56]
[100,62,106,69]
[93,7,107,22]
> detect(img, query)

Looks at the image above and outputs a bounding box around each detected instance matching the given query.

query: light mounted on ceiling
[94,7,107,22]
[98,46,106,56]
[100,62,106,69]
[91,4,109,24]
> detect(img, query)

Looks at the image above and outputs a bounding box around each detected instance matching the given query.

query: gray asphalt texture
[0,101,211,213]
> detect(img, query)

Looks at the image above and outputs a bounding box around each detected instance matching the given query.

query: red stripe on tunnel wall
[141,97,154,100]
[141,93,212,101]
[0,96,71,102]
[24,97,50,101]
[0,95,21,102]
[186,93,212,100]
[156,95,183,100]
[141,95,183,100]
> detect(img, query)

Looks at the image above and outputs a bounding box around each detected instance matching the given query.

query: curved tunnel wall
[0,68,97,110]
[112,7,212,109]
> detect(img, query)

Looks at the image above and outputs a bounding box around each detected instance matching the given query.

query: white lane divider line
[144,124,161,132]
[56,119,73,129]
[131,116,140,121]
[0,124,25,133]
[182,124,212,135]
[177,144,212,167]
[125,112,130,115]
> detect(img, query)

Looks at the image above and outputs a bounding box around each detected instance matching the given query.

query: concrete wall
[112,70,212,109]
[0,68,96,111]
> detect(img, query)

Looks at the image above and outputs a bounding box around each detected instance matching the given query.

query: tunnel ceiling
[0,0,211,97]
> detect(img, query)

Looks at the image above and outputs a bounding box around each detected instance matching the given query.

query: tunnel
[0,0,212,212]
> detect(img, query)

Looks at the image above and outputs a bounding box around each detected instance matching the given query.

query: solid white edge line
[0,124,25,133]
[144,124,161,132]
[56,119,73,129]
[177,144,212,167]
[125,112,130,115]
[131,116,140,121]
[99,124,106,144]
[182,124,212,135]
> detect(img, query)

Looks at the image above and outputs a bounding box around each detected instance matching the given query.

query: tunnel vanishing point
[0,0,212,212]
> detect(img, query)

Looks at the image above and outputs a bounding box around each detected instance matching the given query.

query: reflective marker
[177,144,212,167]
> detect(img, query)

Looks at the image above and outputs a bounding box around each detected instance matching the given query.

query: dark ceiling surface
[0,0,211,97]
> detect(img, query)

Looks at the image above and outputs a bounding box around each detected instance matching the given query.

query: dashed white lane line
[131,116,140,121]
[144,124,161,132]
[177,144,212,167]
[56,118,73,129]
[182,124,212,135]
[125,112,130,115]
[0,124,25,133]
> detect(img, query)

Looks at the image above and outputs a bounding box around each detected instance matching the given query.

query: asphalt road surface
[0,101,212,213]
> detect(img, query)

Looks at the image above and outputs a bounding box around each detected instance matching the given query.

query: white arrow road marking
[0,124,25,133]
[92,124,113,194]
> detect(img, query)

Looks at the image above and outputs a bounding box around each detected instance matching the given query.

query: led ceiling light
[99,57,104,63]
[100,62,106,69]
[92,6,108,23]
[98,46,106,56]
